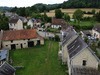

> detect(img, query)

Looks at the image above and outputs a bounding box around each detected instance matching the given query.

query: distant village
[0,10,100,75]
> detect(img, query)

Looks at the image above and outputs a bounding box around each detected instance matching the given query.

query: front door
[21,44,23,49]
[11,44,16,50]
[37,40,40,45]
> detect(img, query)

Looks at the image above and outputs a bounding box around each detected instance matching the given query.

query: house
[92,24,100,39]
[5,12,12,17]
[45,23,51,28]
[51,19,66,28]
[0,50,8,64]
[0,62,16,75]
[0,29,44,50]
[61,27,100,75]
[67,36,100,75]
[27,18,37,28]
[62,26,78,64]
[9,18,23,30]
[80,30,91,39]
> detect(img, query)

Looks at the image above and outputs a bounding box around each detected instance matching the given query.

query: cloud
[0,0,67,7]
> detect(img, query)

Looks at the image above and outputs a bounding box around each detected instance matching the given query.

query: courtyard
[10,40,67,75]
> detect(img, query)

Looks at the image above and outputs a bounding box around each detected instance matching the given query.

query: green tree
[95,11,100,22]
[92,9,96,14]
[73,9,84,22]
[55,35,60,41]
[64,13,70,22]
[55,9,63,19]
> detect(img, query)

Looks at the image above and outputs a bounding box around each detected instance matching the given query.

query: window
[6,45,8,47]
[24,43,26,44]
[83,60,86,66]
[28,39,30,41]
[11,40,13,43]
[10,24,12,26]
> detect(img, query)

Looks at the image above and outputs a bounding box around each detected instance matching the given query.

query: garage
[28,41,34,47]
[11,44,16,50]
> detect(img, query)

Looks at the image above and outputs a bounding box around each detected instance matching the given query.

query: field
[41,8,100,18]
[9,40,67,75]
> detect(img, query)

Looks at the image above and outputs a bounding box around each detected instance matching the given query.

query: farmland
[41,8,100,18]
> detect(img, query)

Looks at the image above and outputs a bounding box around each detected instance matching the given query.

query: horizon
[0,0,67,7]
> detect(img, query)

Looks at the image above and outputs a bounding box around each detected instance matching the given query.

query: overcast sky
[0,0,67,7]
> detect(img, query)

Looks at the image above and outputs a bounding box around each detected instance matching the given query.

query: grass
[69,21,100,26]
[48,28,57,32]
[9,40,67,75]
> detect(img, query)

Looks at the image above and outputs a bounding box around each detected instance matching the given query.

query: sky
[0,0,67,7]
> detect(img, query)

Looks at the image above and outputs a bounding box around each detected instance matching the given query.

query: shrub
[55,35,60,41]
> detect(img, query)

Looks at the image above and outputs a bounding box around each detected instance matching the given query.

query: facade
[9,18,23,30]
[61,27,100,75]
[0,29,44,50]
[92,24,100,39]
[51,18,66,28]
[27,18,37,28]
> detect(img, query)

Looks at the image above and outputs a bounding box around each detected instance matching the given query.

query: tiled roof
[2,29,44,41]
[72,66,100,75]
[52,19,66,25]
[93,24,100,33]
[0,62,16,75]
[67,36,87,59]
[0,50,8,61]
[9,18,19,23]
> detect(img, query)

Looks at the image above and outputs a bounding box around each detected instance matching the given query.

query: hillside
[0,7,11,12]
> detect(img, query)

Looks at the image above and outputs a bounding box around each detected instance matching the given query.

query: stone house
[92,24,100,39]
[51,18,66,29]
[61,27,100,75]
[9,18,23,30]
[62,26,78,64]
[0,62,16,75]
[0,29,44,50]
[27,18,37,28]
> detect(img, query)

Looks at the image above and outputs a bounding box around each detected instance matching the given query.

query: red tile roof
[52,19,66,25]
[3,29,44,41]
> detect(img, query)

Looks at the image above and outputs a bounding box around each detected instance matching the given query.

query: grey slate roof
[0,62,16,75]
[72,66,100,75]
[30,18,37,23]
[62,27,77,45]
[67,36,87,59]
[82,30,91,35]
[93,24,100,33]
[9,18,19,23]
[0,50,8,61]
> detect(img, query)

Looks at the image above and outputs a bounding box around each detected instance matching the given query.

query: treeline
[0,7,11,13]
[0,14,9,30]
[62,0,100,8]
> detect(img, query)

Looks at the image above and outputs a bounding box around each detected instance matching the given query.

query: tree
[92,9,96,14]
[0,14,9,30]
[55,35,60,41]
[73,9,84,22]
[55,9,63,19]
[64,13,70,22]
[95,11,100,22]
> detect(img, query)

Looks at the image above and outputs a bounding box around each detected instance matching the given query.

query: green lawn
[69,21,100,26]
[10,40,67,75]
[48,28,57,32]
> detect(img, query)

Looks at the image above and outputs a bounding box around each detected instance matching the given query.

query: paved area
[37,31,62,39]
